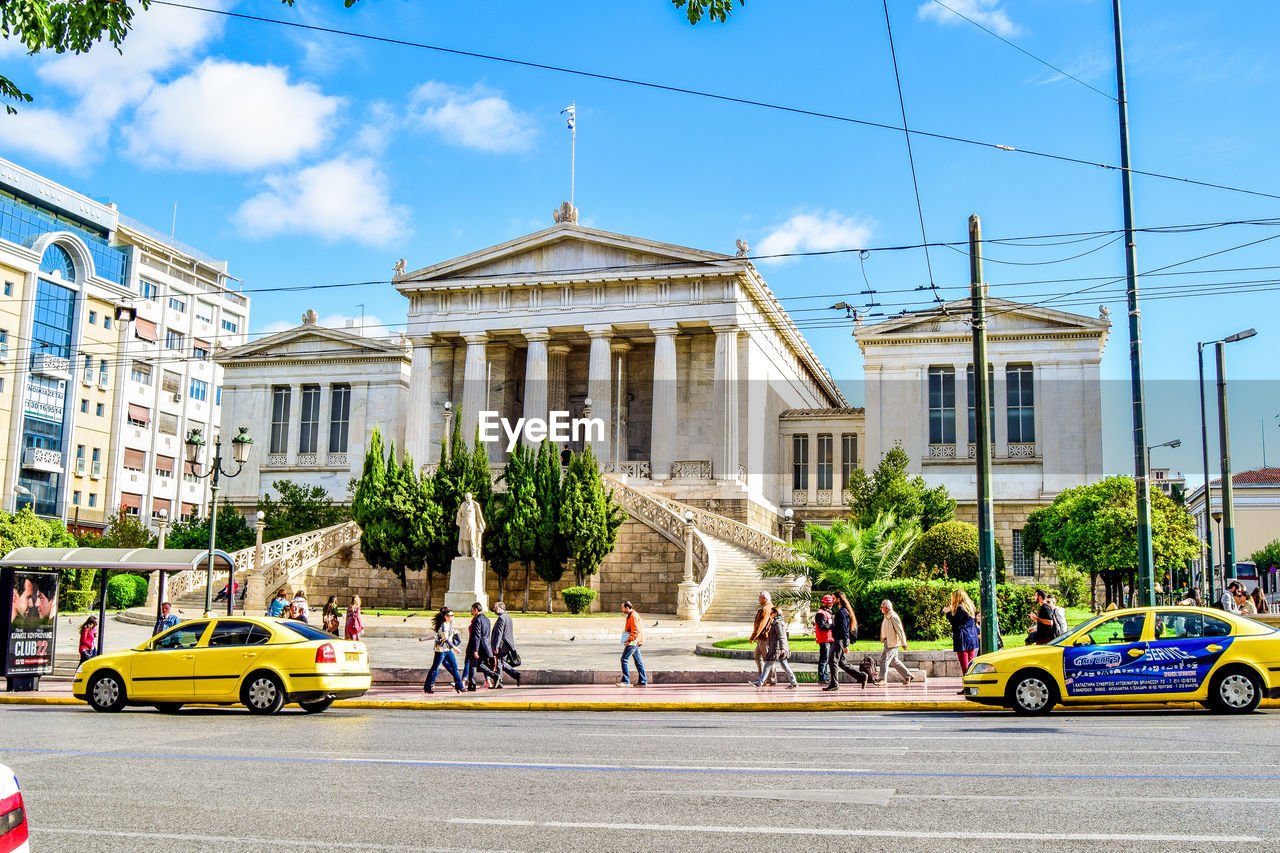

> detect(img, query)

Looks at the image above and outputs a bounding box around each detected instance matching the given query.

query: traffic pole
[1216,341,1236,582]
[1197,342,1215,604]
[970,215,998,656]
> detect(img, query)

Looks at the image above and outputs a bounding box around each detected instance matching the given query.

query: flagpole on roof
[561,102,576,208]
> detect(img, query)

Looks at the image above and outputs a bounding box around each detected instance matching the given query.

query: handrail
[625,482,793,564]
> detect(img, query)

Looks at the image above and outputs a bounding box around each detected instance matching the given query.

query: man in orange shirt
[616,600,648,687]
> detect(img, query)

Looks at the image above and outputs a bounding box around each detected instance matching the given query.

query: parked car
[72,616,370,715]
[0,763,28,853]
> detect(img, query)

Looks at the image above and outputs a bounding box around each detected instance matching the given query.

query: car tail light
[315,643,337,664]
[0,790,27,853]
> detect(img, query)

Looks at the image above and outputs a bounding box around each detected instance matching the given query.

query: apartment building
[0,158,249,532]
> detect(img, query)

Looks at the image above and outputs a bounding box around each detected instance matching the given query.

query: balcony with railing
[31,352,72,380]
[22,446,64,473]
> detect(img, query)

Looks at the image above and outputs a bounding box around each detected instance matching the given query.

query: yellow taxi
[962,607,1280,714]
[73,616,370,715]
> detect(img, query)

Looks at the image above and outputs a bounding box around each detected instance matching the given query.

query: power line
[928,0,1115,101]
[149,0,1280,204]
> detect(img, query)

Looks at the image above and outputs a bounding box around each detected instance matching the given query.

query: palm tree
[759,512,921,607]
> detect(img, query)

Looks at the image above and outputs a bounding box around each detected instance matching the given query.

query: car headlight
[968,662,996,675]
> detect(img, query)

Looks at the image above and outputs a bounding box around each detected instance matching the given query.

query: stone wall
[954,501,1057,586]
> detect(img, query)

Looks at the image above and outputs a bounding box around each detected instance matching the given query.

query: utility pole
[1112,0,1155,605]
[1216,341,1236,581]
[970,215,998,656]
[1197,342,1214,604]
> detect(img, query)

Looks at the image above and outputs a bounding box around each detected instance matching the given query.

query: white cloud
[235,157,409,246]
[917,0,1022,38]
[0,106,94,165]
[258,312,392,338]
[125,59,343,170]
[755,211,874,264]
[409,81,536,153]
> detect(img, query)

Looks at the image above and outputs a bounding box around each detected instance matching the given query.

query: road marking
[582,732,1025,740]
[898,793,1280,804]
[447,817,1259,843]
[35,827,516,852]
[646,788,897,805]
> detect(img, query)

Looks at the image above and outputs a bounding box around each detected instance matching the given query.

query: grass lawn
[359,608,607,618]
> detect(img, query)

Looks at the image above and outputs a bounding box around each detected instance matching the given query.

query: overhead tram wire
[150,0,1280,204]
[928,0,1115,101]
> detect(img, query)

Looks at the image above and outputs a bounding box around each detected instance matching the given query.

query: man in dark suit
[489,601,521,688]
[465,602,499,691]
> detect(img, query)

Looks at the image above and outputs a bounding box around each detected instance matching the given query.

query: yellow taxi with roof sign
[72,616,370,715]
[962,607,1280,714]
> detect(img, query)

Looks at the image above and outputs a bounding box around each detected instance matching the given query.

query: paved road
[4,705,1278,852]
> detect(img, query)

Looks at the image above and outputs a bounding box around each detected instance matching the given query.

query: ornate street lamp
[186,426,253,616]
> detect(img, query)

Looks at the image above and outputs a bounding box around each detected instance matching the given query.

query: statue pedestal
[444,556,488,612]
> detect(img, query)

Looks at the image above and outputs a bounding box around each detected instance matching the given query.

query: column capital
[547,342,572,355]
[649,322,680,337]
[462,332,488,345]
[523,327,551,343]
[584,324,614,339]
[610,339,633,354]
[711,323,741,336]
[410,333,434,347]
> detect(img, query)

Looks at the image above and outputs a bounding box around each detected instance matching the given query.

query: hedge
[904,520,1006,582]
[849,579,1037,641]
[560,586,597,614]
[105,573,149,609]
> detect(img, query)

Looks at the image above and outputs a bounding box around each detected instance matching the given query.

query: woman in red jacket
[78,616,98,663]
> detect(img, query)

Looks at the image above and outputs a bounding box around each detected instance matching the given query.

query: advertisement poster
[7,570,59,675]
[1063,637,1233,698]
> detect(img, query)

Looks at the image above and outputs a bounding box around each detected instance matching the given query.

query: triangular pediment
[856,297,1110,342]
[396,222,741,287]
[215,324,409,362]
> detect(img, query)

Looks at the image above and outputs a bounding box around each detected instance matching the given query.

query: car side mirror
[1074,636,1092,646]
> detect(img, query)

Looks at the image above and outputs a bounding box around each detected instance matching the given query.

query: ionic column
[460,333,488,442]
[713,324,740,481]
[547,343,570,416]
[650,323,678,481]
[523,328,550,431]
[585,325,613,462]
[610,339,632,468]
[405,336,434,466]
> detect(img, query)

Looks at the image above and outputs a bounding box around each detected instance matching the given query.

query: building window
[91,448,101,479]
[121,493,142,517]
[189,378,208,402]
[155,455,175,478]
[183,461,198,484]
[1012,529,1035,578]
[32,279,76,358]
[193,340,210,360]
[126,406,149,428]
[39,243,76,280]
[816,434,833,490]
[928,367,956,445]
[215,386,222,406]
[329,384,350,453]
[82,354,93,383]
[72,491,81,505]
[165,329,185,351]
[161,371,181,394]
[131,361,152,385]
[123,448,146,472]
[88,493,97,508]
[298,385,321,454]
[80,399,88,413]
[221,316,240,334]
[158,413,178,436]
[0,329,8,360]
[792,434,809,491]
[168,296,186,313]
[88,310,97,325]
[3,282,10,296]
[841,434,857,488]
[75,445,86,475]
[195,302,213,324]
[966,364,995,443]
[270,386,291,454]
[1007,364,1035,444]
[99,358,109,386]
[95,403,104,417]
[104,315,111,329]
[140,280,158,300]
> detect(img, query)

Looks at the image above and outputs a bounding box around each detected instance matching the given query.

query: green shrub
[1055,564,1090,608]
[560,586,597,614]
[850,579,1036,641]
[62,590,95,612]
[904,520,1006,582]
[105,573,148,609]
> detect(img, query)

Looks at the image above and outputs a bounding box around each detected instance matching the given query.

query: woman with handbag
[748,608,797,689]
[420,607,464,694]
[344,594,364,641]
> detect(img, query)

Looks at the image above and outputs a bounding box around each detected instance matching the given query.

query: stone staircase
[700,538,791,621]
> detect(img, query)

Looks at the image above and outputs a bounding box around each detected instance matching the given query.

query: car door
[1061,612,1154,701]
[193,620,273,701]
[1148,611,1238,697]
[130,621,210,701]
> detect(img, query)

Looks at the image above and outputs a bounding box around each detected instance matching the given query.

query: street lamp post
[1145,438,1180,601]
[186,426,253,616]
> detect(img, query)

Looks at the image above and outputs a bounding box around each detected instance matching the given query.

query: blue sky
[2,0,1277,483]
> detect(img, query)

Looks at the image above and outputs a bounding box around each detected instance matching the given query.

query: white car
[0,763,28,852]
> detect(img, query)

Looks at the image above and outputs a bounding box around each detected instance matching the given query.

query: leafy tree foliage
[759,513,921,607]
[0,508,81,606]
[845,445,955,531]
[164,504,255,553]
[672,0,744,25]
[558,446,623,587]
[1250,539,1280,572]
[76,509,155,549]
[904,519,1005,582]
[257,480,348,543]
[532,440,570,611]
[1023,476,1200,606]
[498,442,540,611]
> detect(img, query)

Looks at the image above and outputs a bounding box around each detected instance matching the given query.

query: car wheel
[87,671,127,713]
[1008,671,1057,715]
[153,703,183,714]
[1209,667,1262,714]
[241,671,286,715]
[298,698,334,714]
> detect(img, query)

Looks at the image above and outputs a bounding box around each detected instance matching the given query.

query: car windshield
[277,621,336,642]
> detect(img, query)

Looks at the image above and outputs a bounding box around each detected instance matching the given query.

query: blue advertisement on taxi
[1063,637,1233,697]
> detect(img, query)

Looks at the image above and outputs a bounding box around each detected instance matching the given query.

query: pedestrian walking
[749,591,775,686]
[420,608,465,694]
[1027,589,1055,645]
[290,589,311,623]
[489,601,522,687]
[814,594,835,686]
[321,595,340,635]
[823,592,867,691]
[1237,587,1258,615]
[1047,594,1069,639]
[464,602,499,691]
[153,601,179,636]
[616,600,648,687]
[344,594,364,641]
[78,616,98,663]
[1218,580,1243,613]
[267,589,290,617]
[875,599,913,685]
[1251,587,1269,614]
[749,606,797,689]
[943,589,980,685]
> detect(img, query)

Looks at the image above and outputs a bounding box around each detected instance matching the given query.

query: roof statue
[735,239,749,257]
[553,201,579,224]
[302,309,319,325]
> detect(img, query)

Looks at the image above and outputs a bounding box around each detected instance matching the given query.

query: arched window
[39,243,76,281]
